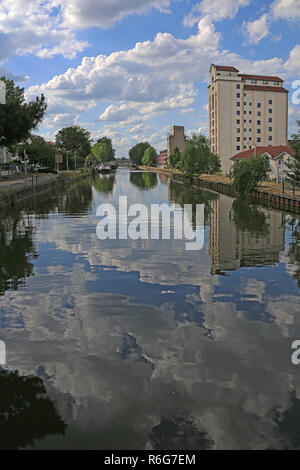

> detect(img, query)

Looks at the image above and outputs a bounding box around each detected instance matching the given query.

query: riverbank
[139,166,300,213]
[0,171,89,210]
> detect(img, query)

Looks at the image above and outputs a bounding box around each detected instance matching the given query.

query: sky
[0,0,300,158]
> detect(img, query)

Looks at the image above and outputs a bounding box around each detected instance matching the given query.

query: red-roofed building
[208,64,289,175]
[230,145,294,182]
[157,151,168,168]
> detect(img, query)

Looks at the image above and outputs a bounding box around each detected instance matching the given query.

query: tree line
[129,134,221,177]
[0,77,115,171]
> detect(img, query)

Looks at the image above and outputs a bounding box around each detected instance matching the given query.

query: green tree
[231,154,270,198]
[129,142,151,165]
[55,126,91,170]
[181,134,221,177]
[92,142,111,163]
[13,135,57,169]
[96,137,115,160]
[286,120,300,187]
[168,146,181,169]
[0,77,47,148]
[142,146,157,167]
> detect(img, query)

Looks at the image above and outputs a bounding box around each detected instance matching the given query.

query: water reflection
[0,170,299,449]
[0,368,66,450]
[0,210,38,297]
[94,174,116,194]
[130,171,158,190]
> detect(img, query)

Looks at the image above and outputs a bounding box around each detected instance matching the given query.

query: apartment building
[208,64,289,174]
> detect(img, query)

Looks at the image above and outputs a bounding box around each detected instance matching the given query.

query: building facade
[230,145,294,182]
[208,64,289,175]
[167,126,188,156]
[157,151,168,168]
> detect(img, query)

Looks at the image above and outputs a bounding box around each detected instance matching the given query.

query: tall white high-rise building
[208,64,289,174]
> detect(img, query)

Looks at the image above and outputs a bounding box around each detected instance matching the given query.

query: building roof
[244,84,288,93]
[240,74,284,82]
[214,65,239,72]
[231,145,294,161]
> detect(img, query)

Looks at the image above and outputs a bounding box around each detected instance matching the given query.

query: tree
[181,134,221,177]
[13,135,57,169]
[55,126,91,170]
[168,146,181,169]
[0,77,47,148]
[96,137,115,160]
[286,120,300,187]
[91,142,111,163]
[141,146,157,167]
[129,142,151,165]
[231,154,270,198]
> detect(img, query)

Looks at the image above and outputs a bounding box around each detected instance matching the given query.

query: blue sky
[0,0,300,157]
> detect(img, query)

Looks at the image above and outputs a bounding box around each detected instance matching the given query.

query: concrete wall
[167,126,187,155]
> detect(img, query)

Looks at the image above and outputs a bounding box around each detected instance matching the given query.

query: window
[244,92,247,97]
[257,103,261,108]
[249,120,252,124]
[269,109,273,114]
[249,111,252,115]
[236,120,240,124]
[249,137,252,141]
[249,129,252,132]
[236,137,240,142]
[263,80,268,85]
[257,137,261,142]
[236,84,240,89]
[244,120,246,123]
[236,93,240,98]
[244,137,247,141]
[244,102,246,106]
[237,102,240,107]
[268,118,272,123]
[244,110,247,115]
[257,129,261,134]
[257,111,261,116]
[257,120,261,125]
[237,111,240,115]
[251,79,257,84]
[274,81,279,85]
[268,136,272,141]
[244,128,246,132]
[237,128,240,133]
[236,146,240,150]
[268,127,272,132]
[244,146,247,149]
[268,100,272,105]
[249,102,252,106]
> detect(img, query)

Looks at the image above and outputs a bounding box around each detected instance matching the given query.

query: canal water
[0,169,300,450]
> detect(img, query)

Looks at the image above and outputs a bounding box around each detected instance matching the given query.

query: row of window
[236,93,273,104]
[236,136,273,141]
[236,109,273,116]
[236,118,273,124]
[237,81,279,88]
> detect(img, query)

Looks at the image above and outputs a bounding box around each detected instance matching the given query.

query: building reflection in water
[209,195,285,274]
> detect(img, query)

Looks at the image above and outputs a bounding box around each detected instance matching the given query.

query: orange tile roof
[231,145,294,161]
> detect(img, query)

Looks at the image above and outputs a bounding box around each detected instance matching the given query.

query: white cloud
[0,0,175,62]
[271,0,300,19]
[284,44,300,74]
[243,13,270,44]
[183,0,250,27]
[55,0,173,30]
